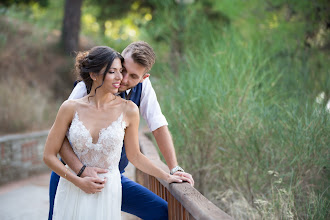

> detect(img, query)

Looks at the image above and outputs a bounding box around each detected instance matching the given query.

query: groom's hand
[81,167,108,178]
[173,171,194,186]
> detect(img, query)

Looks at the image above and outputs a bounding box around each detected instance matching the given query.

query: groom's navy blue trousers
[49,171,168,220]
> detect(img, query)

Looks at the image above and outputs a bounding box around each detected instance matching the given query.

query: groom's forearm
[59,137,83,174]
[152,125,178,170]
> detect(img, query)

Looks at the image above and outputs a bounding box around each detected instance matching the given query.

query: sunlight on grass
[268,14,279,29]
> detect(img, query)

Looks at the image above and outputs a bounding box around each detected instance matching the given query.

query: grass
[0,77,57,134]
[152,24,330,219]
[139,2,330,218]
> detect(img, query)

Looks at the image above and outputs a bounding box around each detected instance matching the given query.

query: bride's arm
[43,101,105,194]
[124,102,188,183]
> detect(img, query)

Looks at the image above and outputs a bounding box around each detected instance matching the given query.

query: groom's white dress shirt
[68,77,168,132]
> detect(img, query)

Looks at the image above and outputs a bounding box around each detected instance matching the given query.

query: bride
[43,46,185,219]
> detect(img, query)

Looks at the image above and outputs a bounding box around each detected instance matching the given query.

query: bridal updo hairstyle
[75,46,124,95]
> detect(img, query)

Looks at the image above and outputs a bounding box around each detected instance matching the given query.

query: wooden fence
[136,131,233,220]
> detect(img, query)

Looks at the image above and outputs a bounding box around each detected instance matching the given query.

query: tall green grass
[153,25,329,219]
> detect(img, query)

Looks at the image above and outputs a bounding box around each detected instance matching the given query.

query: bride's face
[95,58,123,94]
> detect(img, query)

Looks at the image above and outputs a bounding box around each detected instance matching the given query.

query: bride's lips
[113,82,120,88]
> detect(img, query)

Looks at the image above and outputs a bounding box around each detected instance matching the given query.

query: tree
[61,0,83,55]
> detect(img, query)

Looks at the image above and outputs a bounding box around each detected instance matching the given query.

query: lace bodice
[67,111,126,171]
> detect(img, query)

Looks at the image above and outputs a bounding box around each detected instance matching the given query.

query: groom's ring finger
[181,176,193,185]
[180,173,194,185]
[178,172,189,178]
[182,172,192,179]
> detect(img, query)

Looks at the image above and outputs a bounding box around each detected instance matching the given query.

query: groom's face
[119,53,149,92]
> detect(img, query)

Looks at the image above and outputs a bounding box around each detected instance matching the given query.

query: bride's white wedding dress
[53,111,126,220]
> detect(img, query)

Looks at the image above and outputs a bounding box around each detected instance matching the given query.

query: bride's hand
[75,176,107,194]
[81,167,108,178]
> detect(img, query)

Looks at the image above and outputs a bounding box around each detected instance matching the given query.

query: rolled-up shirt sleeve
[68,81,87,100]
[140,78,168,132]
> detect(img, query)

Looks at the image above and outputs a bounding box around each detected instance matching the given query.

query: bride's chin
[109,90,118,95]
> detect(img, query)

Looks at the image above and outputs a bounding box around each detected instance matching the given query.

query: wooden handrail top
[138,131,233,220]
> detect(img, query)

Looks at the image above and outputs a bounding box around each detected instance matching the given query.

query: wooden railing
[136,131,233,220]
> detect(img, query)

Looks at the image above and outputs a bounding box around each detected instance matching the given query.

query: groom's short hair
[122,41,156,73]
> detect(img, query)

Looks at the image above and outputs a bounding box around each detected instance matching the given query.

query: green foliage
[0,0,49,7]
[84,0,134,19]
[1,0,63,31]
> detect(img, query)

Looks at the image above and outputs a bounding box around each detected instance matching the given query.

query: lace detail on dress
[67,111,126,171]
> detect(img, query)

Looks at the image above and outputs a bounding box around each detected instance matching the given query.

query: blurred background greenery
[0,0,329,219]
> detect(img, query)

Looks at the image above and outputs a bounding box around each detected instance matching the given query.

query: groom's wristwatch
[170,166,184,175]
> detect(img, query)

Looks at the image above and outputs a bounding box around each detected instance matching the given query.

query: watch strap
[170,165,184,175]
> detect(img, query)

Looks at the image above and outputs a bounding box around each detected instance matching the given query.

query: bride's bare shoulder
[63,97,90,108]
[58,99,81,116]
[121,100,139,117]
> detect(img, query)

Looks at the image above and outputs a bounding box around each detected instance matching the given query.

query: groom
[48,41,194,220]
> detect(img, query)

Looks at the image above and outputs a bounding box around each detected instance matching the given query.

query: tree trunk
[61,0,83,55]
